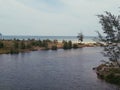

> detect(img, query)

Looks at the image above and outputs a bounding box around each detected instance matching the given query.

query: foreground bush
[96,65,120,85]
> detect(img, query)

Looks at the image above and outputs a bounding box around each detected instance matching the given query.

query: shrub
[42,40,48,47]
[26,43,32,49]
[13,40,19,49]
[20,41,26,49]
[63,40,72,49]
[51,45,57,50]
[10,48,19,54]
[73,44,78,49]
[0,41,4,48]
[63,41,68,49]
[53,40,58,44]
[105,73,120,85]
[68,40,72,49]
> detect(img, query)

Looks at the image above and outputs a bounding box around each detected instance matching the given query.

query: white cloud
[0,0,120,36]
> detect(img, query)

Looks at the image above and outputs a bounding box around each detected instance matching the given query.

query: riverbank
[0,39,101,54]
[94,64,120,85]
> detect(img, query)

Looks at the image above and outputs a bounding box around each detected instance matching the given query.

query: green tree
[97,11,120,67]
[77,32,84,43]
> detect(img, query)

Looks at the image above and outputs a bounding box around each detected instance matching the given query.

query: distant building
[0,33,2,40]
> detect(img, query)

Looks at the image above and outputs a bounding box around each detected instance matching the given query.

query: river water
[0,47,119,90]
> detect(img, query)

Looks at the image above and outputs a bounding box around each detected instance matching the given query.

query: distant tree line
[0,38,81,54]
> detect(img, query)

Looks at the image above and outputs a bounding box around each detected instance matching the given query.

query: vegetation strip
[0,39,100,54]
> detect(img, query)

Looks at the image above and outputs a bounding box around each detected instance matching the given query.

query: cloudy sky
[0,0,120,36]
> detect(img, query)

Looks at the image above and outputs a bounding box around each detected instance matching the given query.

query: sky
[0,0,120,36]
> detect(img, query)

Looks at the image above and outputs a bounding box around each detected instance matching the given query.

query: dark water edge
[0,47,119,90]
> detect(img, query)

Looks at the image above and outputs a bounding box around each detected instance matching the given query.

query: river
[0,47,119,90]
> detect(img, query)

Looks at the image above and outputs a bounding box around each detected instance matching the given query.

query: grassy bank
[95,64,120,85]
[0,39,100,54]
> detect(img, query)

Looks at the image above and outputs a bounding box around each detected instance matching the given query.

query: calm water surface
[0,47,119,90]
